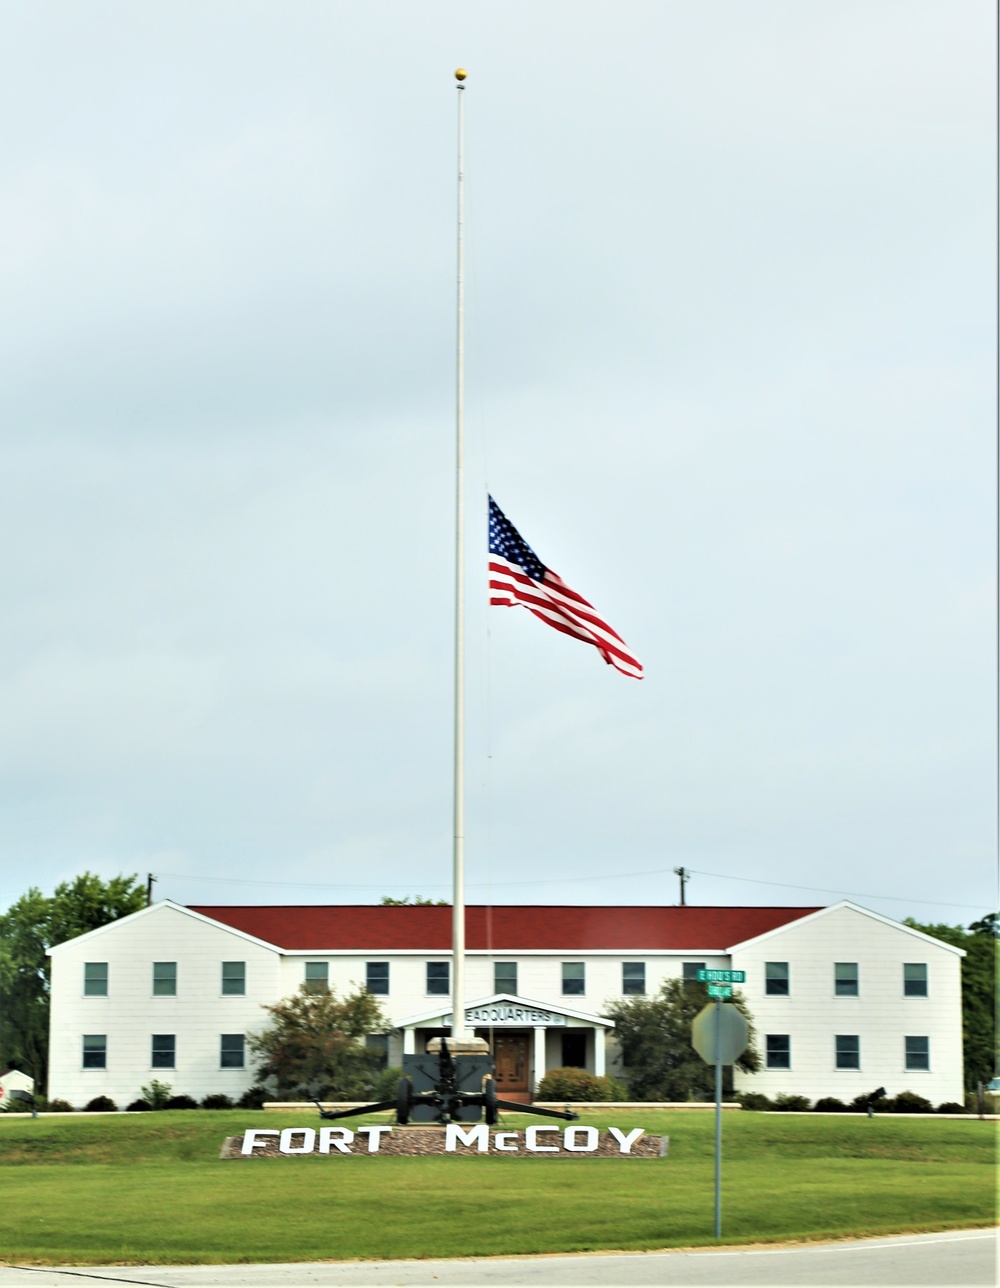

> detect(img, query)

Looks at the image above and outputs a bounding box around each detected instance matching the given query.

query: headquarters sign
[444,1004,567,1027]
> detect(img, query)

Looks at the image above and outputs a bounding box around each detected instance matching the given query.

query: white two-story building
[47,900,965,1107]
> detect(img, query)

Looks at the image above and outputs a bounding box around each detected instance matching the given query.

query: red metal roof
[187,904,820,951]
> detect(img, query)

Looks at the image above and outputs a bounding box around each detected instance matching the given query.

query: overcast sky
[1,1,995,927]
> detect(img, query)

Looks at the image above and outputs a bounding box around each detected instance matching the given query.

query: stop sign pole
[692,971,748,1239]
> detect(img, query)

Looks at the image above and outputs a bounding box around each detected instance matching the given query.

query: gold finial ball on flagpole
[455,68,467,81]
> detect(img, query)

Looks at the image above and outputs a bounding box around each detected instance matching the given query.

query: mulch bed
[221,1127,668,1159]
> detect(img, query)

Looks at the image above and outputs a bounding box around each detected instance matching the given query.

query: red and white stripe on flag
[489,555,643,680]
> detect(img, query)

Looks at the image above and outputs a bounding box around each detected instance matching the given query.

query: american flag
[488,496,643,680]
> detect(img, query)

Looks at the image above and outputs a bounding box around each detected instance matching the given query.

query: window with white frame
[494,961,517,994]
[905,1036,930,1071]
[562,962,585,996]
[834,962,859,996]
[152,962,177,996]
[82,1034,107,1069]
[903,963,928,997]
[766,1034,790,1069]
[366,962,389,995]
[426,961,450,995]
[220,1034,245,1068]
[622,962,646,995]
[221,962,246,995]
[765,962,790,996]
[304,962,329,992]
[835,1034,860,1069]
[84,962,108,996]
[682,961,706,982]
[151,1034,175,1069]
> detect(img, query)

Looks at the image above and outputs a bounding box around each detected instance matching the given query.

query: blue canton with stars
[488,496,546,580]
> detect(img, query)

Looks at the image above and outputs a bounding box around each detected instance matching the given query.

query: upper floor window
[151,1034,176,1069]
[494,961,517,994]
[834,962,859,997]
[766,1034,790,1069]
[904,963,928,997]
[622,962,646,995]
[152,962,177,996]
[84,962,108,997]
[366,962,389,995]
[220,1034,245,1068]
[905,1036,930,1071]
[427,962,450,995]
[82,1034,107,1069]
[682,961,706,982]
[765,962,790,996]
[835,1034,860,1070]
[221,962,246,996]
[562,962,585,996]
[304,962,329,993]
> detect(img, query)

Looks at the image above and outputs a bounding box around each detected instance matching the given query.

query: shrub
[126,1099,151,1112]
[772,1093,811,1112]
[734,1092,773,1111]
[937,1101,966,1115]
[84,1095,118,1113]
[885,1090,934,1114]
[813,1097,848,1112]
[164,1094,199,1110]
[237,1085,270,1110]
[200,1094,234,1110]
[535,1067,625,1102]
[372,1067,404,1103]
[140,1079,172,1110]
[46,1098,74,1113]
[603,1074,630,1101]
[849,1090,887,1113]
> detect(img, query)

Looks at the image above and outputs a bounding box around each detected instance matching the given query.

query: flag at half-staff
[488,495,643,679]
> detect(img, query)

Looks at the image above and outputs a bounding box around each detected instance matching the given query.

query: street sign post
[691,1001,749,1240]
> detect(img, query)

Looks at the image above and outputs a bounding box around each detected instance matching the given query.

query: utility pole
[146,873,157,906]
[674,866,689,906]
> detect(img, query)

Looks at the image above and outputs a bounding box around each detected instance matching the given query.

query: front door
[492,1032,530,1094]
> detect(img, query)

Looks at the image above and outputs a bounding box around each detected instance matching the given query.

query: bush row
[2,1087,272,1113]
[735,1090,973,1114]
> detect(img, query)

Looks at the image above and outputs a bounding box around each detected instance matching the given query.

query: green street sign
[707,983,732,998]
[696,969,746,983]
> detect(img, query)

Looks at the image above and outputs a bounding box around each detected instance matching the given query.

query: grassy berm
[0,1109,995,1265]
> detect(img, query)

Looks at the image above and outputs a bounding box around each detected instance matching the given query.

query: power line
[149,867,991,911]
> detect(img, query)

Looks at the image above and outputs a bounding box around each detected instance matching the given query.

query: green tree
[379,896,450,906]
[604,978,760,1101]
[248,983,389,1100]
[903,912,997,1090]
[0,873,146,1092]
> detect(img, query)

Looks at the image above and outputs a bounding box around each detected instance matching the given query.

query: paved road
[0,1230,995,1287]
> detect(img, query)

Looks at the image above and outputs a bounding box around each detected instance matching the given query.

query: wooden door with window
[493,1032,530,1095]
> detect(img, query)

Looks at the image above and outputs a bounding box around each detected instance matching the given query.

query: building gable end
[727,901,966,957]
[46,899,284,957]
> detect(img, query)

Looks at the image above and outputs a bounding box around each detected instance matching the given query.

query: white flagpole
[451,67,468,1041]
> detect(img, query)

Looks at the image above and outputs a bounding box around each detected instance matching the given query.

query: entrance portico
[396,993,614,1094]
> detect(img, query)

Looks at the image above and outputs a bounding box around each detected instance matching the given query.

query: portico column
[533,1026,546,1093]
[403,1027,415,1056]
[594,1026,606,1077]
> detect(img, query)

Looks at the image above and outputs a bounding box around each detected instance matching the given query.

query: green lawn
[1,1109,995,1265]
